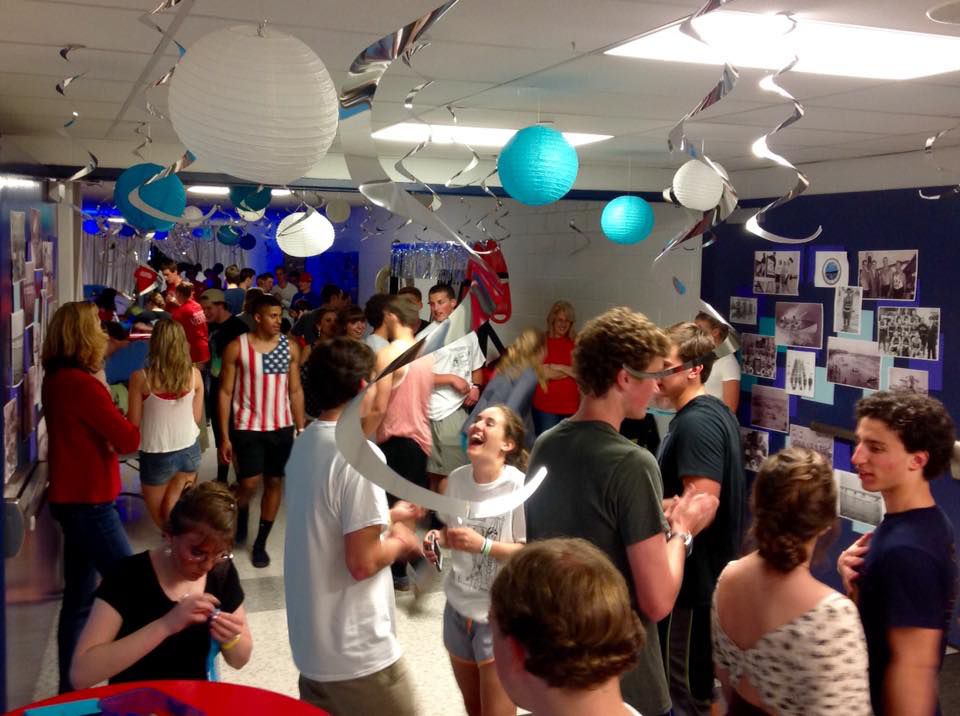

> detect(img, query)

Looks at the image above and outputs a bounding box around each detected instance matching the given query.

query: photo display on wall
[729,296,757,325]
[835,469,885,526]
[826,336,881,390]
[877,307,939,360]
[741,333,777,379]
[753,250,800,295]
[857,249,917,301]
[740,427,769,472]
[834,286,863,334]
[785,350,816,398]
[814,251,849,288]
[887,366,928,394]
[775,302,823,349]
[750,385,789,433]
[788,424,834,465]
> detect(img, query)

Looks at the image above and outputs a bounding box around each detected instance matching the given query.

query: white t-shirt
[283,421,401,682]
[272,282,298,309]
[429,332,485,420]
[703,352,741,402]
[365,333,390,354]
[439,464,526,622]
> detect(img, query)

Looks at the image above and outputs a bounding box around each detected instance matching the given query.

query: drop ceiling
[2,0,960,191]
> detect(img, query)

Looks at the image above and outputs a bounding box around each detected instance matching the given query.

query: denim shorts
[443,602,494,664]
[139,439,201,486]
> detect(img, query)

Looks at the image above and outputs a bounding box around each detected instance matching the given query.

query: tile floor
[21,439,470,716]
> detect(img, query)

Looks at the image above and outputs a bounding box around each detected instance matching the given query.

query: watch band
[667,530,694,557]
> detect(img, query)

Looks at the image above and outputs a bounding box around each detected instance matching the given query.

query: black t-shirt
[96,550,244,683]
[211,315,250,361]
[657,394,746,607]
[858,506,957,715]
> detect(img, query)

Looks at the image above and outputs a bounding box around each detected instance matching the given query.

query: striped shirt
[232,333,293,432]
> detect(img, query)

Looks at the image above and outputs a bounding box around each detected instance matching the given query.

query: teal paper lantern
[230,184,272,212]
[113,162,186,232]
[601,195,655,245]
[497,125,578,206]
[217,225,242,245]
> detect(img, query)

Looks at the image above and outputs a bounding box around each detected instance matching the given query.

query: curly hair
[490,538,644,690]
[42,301,108,373]
[573,307,669,397]
[144,319,193,395]
[546,300,576,339]
[856,391,956,479]
[167,481,237,546]
[751,447,837,573]
[666,321,717,384]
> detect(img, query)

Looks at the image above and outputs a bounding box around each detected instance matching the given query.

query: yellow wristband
[221,634,242,651]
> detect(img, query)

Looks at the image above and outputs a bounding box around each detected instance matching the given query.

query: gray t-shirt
[526,420,671,716]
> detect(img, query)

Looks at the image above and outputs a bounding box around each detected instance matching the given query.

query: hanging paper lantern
[154,231,168,240]
[82,218,100,235]
[238,207,266,222]
[496,125,579,206]
[113,162,186,232]
[217,225,242,245]
[601,196,655,245]
[238,233,257,250]
[325,198,351,224]
[230,184,272,212]
[276,211,334,257]
[181,205,204,224]
[672,159,724,211]
[118,223,136,237]
[169,25,339,185]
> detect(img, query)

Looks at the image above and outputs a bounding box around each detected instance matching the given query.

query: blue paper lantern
[153,231,168,240]
[118,224,136,237]
[230,185,272,212]
[601,195,655,245]
[82,219,100,235]
[497,125,578,206]
[238,233,257,250]
[217,226,241,245]
[113,162,186,232]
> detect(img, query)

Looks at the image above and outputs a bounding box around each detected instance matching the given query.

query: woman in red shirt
[41,301,141,693]
[531,300,580,435]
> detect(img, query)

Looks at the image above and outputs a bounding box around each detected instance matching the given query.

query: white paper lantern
[672,159,724,211]
[276,211,335,257]
[181,205,204,224]
[238,207,266,222]
[325,198,351,224]
[169,25,339,185]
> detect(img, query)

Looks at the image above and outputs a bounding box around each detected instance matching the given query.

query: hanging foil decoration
[656,0,739,262]
[567,218,591,256]
[133,122,153,161]
[744,16,821,244]
[918,125,960,200]
[391,241,470,283]
[55,44,98,181]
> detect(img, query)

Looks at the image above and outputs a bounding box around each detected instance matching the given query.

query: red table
[7,680,328,715]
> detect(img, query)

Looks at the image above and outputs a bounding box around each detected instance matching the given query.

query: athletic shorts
[427,408,469,476]
[443,602,494,665]
[379,436,429,507]
[139,439,201,487]
[232,426,295,480]
[298,657,416,716]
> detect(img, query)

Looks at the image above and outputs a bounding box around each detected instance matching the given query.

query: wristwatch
[667,530,694,557]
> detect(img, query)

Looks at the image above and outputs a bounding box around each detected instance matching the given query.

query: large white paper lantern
[169,25,339,185]
[672,159,725,211]
[325,198,351,224]
[276,211,335,257]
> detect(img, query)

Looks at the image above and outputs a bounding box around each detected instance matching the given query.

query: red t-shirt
[42,368,141,504]
[172,298,211,364]
[532,336,580,415]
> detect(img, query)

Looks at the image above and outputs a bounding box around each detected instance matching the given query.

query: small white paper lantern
[169,25,339,185]
[180,205,204,224]
[238,207,266,222]
[276,211,335,257]
[325,199,351,224]
[672,159,724,211]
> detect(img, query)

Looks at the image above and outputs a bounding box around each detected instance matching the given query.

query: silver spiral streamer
[918,125,960,200]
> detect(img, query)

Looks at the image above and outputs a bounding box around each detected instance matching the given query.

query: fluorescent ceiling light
[372,123,612,148]
[271,189,291,197]
[187,185,230,196]
[606,11,960,80]
[0,177,40,189]
[107,217,125,223]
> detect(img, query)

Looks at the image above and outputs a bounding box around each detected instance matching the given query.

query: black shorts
[232,427,295,480]
[378,436,428,506]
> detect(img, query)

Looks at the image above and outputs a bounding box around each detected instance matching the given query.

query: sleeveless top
[376,354,433,456]
[232,333,293,432]
[139,373,200,453]
[711,588,872,716]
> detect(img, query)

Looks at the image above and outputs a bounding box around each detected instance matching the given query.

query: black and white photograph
[42,241,54,277]
[775,302,823,349]
[826,336,881,390]
[740,428,769,472]
[877,307,939,361]
[887,366,929,394]
[3,398,18,484]
[741,333,777,379]
[835,469,885,526]
[834,285,863,334]
[11,309,24,388]
[753,250,800,295]
[750,384,789,433]
[729,296,757,325]
[22,262,36,326]
[10,210,26,283]
[857,249,918,301]
[785,349,816,398]
[789,424,834,464]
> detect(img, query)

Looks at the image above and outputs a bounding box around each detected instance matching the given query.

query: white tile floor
[27,437,471,716]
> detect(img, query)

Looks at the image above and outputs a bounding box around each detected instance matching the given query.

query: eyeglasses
[183,544,233,564]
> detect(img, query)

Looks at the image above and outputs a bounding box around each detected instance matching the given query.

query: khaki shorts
[298,657,417,716]
[427,408,469,476]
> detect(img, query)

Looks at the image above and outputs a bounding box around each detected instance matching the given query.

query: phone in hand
[430,533,443,572]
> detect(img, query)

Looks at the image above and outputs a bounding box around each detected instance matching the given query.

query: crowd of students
[38,261,958,715]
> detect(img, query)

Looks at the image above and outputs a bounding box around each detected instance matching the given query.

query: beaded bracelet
[481,537,493,556]
[221,634,242,651]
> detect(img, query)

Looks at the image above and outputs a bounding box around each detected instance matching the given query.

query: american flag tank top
[232,333,293,431]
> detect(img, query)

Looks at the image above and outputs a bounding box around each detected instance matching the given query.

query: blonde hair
[547,300,576,339]
[497,328,546,389]
[42,302,107,373]
[144,319,193,394]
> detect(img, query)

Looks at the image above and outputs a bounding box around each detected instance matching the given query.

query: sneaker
[393,575,411,592]
[251,544,270,568]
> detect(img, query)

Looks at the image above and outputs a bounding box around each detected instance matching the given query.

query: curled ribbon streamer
[56,44,98,181]
[133,122,152,160]
[338,0,531,518]
[567,218,591,256]
[918,125,960,200]
[744,28,821,244]
[139,0,188,56]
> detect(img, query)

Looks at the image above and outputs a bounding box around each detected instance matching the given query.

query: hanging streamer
[55,44,99,181]
[918,125,960,200]
[567,218,591,256]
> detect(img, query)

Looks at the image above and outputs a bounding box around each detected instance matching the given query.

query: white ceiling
[3,0,960,191]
